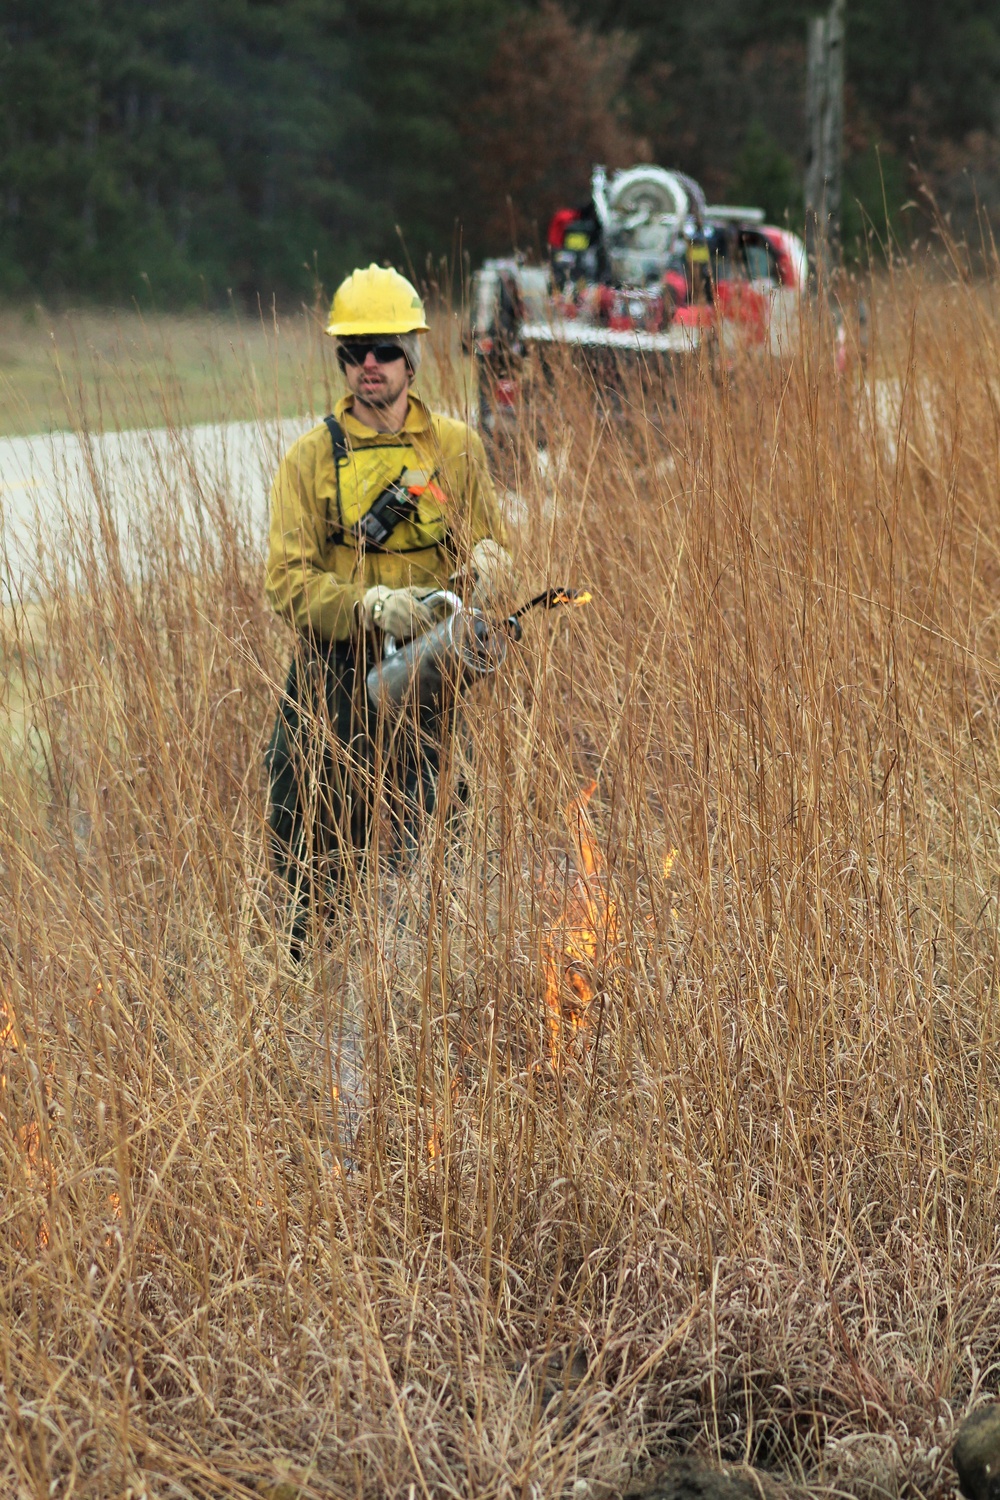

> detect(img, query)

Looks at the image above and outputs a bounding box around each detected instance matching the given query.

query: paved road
[0,380,919,595]
[0,416,312,594]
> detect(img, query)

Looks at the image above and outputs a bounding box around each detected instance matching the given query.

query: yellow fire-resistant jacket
[265,394,504,642]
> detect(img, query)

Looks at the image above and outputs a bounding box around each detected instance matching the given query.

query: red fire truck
[469,164,808,437]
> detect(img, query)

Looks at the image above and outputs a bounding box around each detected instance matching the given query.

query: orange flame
[15,1121,50,1248]
[3,995,48,1247]
[551,589,592,608]
[0,995,13,1051]
[0,993,12,1095]
[542,781,618,1068]
[103,1190,123,1251]
[5,984,121,1253]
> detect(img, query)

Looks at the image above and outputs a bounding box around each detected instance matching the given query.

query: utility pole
[804,0,845,285]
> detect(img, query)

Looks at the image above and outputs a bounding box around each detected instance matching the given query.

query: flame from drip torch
[542,780,618,1068]
[513,587,593,621]
[4,985,121,1251]
[0,995,11,1094]
[15,1121,50,1248]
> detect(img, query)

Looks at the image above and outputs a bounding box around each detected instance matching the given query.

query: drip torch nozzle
[509,587,593,623]
[503,587,592,641]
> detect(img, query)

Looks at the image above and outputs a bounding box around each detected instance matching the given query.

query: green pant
[265,637,445,945]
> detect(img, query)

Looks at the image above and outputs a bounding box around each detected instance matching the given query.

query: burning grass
[2,269,1000,1498]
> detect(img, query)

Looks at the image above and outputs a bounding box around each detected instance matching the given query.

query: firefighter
[264,264,513,957]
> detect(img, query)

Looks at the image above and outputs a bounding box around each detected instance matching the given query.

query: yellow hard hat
[326,264,429,337]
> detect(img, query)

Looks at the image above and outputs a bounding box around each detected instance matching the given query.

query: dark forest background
[2,0,999,304]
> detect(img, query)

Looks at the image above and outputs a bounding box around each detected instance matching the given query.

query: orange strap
[407,481,448,505]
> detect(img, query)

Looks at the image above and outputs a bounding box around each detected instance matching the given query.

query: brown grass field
[0,303,331,436]
[2,271,1000,1499]
[0,301,461,436]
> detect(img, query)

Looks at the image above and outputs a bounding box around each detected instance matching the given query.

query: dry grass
[0,302,469,437]
[0,304,333,436]
[2,269,999,1500]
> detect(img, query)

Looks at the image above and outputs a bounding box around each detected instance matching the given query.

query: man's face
[339,340,410,409]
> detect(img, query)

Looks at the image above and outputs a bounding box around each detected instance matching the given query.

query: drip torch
[365,587,591,716]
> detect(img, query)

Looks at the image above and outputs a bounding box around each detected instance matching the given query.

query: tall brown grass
[2,270,999,1500]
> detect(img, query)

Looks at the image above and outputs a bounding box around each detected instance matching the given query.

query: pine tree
[0,0,370,300]
[339,0,501,269]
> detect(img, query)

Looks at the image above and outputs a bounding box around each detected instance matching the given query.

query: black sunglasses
[337,341,406,368]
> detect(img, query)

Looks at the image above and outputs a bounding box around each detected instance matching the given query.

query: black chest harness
[324,414,444,552]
